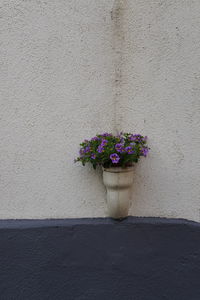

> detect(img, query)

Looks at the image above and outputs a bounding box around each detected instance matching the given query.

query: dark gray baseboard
[0,217,200,300]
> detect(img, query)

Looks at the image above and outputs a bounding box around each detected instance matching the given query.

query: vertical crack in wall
[111,0,126,134]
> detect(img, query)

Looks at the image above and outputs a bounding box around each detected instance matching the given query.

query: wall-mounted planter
[75,132,149,219]
[103,166,134,219]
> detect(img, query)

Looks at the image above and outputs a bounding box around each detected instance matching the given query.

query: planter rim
[103,166,134,173]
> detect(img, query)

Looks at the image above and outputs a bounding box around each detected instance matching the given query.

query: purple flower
[130,134,142,142]
[141,147,149,157]
[97,145,104,153]
[125,146,135,154]
[84,146,91,153]
[91,153,96,159]
[91,136,99,141]
[120,137,125,144]
[101,139,108,146]
[115,143,124,153]
[110,153,120,164]
[97,139,108,153]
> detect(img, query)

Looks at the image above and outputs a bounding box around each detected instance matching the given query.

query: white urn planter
[75,132,149,219]
[103,166,134,219]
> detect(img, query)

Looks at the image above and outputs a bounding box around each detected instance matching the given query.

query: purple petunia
[91,136,99,141]
[115,143,124,153]
[110,153,120,164]
[97,145,104,153]
[101,139,108,146]
[91,153,96,159]
[129,134,142,142]
[125,146,135,154]
[84,146,91,153]
[120,137,125,144]
[97,139,108,153]
[141,147,149,157]
[75,132,149,168]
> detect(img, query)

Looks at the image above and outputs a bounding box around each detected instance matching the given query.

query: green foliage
[75,132,149,169]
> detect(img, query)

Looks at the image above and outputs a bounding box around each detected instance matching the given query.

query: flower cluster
[75,132,149,169]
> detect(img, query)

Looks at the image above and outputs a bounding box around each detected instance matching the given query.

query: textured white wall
[0,0,200,221]
[119,0,200,221]
[0,0,114,218]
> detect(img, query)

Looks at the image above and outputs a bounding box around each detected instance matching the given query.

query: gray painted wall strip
[0,217,200,299]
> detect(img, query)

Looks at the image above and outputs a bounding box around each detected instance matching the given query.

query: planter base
[103,167,134,219]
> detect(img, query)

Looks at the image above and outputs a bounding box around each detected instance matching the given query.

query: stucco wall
[0,0,114,218]
[0,0,200,220]
[120,0,200,222]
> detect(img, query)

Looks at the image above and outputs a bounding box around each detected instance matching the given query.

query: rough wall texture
[0,0,114,218]
[0,0,200,220]
[119,0,200,221]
